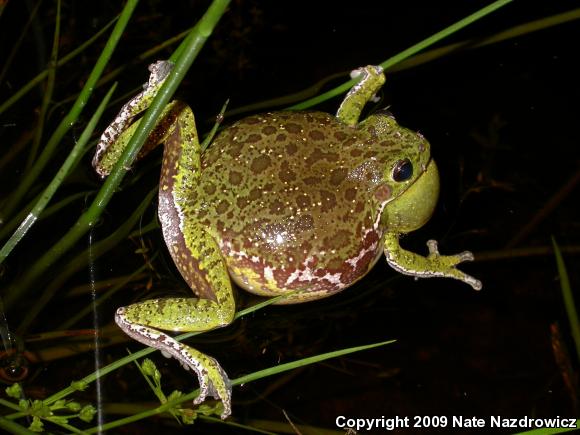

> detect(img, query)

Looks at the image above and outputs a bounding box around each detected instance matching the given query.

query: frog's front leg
[383,233,483,290]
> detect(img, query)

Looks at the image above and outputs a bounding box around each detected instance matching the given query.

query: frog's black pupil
[392,159,413,182]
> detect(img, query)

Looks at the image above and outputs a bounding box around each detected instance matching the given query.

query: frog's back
[195,111,387,302]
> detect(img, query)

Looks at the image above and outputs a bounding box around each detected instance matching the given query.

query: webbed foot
[425,239,482,290]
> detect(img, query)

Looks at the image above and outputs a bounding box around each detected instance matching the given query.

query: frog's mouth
[384,159,440,232]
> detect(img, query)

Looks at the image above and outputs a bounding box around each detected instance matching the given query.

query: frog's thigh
[158,213,236,324]
[158,105,236,321]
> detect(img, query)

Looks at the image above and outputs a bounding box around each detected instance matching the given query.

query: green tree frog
[93,61,482,419]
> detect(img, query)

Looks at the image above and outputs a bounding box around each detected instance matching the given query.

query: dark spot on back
[203,183,216,195]
[251,154,271,173]
[216,199,230,214]
[269,199,285,215]
[303,176,321,185]
[330,167,348,185]
[229,171,242,185]
[249,187,262,201]
[262,125,277,135]
[296,194,310,209]
[345,187,357,201]
[226,142,243,158]
[285,123,302,134]
[307,148,339,165]
[319,190,337,212]
[279,161,296,183]
[285,142,298,154]
[245,133,262,143]
[308,130,325,141]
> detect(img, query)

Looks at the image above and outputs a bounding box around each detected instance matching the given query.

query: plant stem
[1,0,139,220]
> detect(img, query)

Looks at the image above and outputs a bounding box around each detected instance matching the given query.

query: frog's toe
[426,239,441,257]
[456,250,475,263]
[461,273,482,291]
[191,375,232,419]
[427,240,475,265]
[189,356,232,419]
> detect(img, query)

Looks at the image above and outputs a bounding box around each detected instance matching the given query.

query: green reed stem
[1,0,139,220]
[288,0,514,111]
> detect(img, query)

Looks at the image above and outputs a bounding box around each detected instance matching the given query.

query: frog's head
[364,112,440,233]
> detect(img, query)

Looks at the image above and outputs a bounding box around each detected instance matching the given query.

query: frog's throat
[383,159,440,233]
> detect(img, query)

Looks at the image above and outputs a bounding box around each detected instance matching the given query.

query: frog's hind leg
[115,103,236,418]
[115,295,233,418]
[157,103,236,314]
[336,65,385,127]
[115,216,236,418]
[93,60,174,177]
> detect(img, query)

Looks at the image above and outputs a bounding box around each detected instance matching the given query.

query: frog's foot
[425,239,482,290]
[350,65,383,103]
[337,65,386,126]
[181,349,232,418]
[115,308,232,419]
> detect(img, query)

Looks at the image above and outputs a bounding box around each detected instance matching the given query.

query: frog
[93,61,482,419]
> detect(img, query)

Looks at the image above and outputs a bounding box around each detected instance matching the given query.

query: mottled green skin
[96,63,480,420]
[195,110,432,302]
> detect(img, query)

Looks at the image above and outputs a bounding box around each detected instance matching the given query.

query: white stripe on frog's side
[264,266,275,282]
[284,256,343,288]
[344,198,387,269]
[222,240,345,290]
[345,239,380,268]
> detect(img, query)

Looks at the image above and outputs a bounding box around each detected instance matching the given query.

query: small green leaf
[52,399,66,409]
[80,404,97,423]
[31,400,51,418]
[6,383,22,399]
[196,402,224,417]
[141,358,157,377]
[66,401,82,412]
[178,407,197,425]
[167,390,183,402]
[48,415,69,425]
[29,416,44,432]
[70,380,88,391]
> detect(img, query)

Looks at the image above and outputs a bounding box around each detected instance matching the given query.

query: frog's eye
[392,158,413,182]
